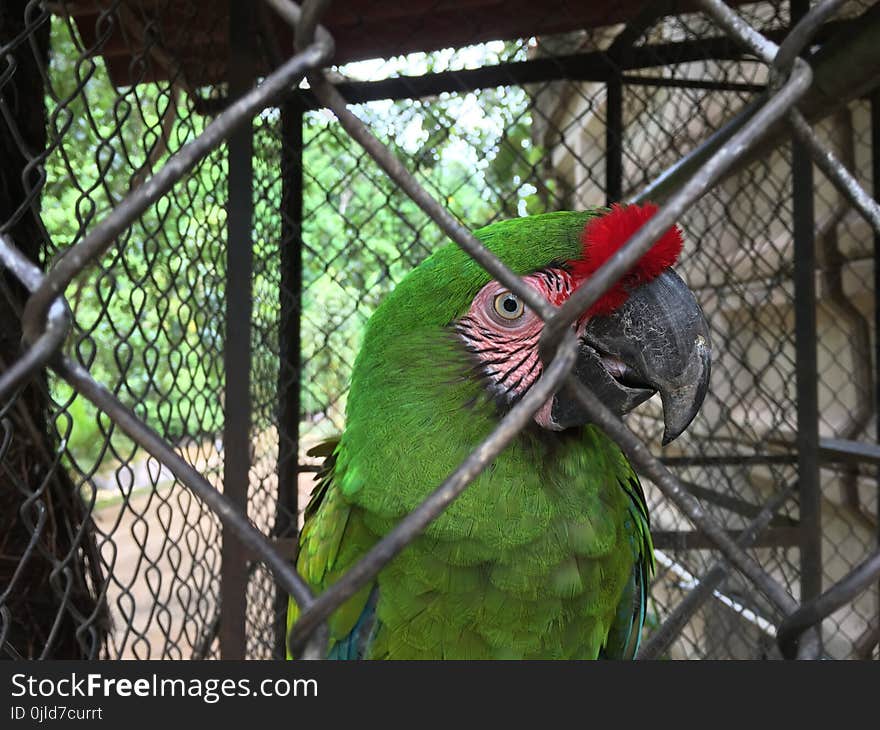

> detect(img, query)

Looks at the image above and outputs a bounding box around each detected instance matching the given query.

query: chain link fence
[1,0,878,660]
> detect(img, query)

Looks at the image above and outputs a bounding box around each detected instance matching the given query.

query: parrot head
[344,203,710,483]
[451,203,711,444]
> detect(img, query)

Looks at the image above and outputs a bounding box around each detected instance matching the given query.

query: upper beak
[549,269,711,444]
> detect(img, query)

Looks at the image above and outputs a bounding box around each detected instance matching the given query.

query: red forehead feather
[568,202,684,317]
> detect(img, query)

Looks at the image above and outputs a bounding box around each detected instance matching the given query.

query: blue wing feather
[326,586,380,660]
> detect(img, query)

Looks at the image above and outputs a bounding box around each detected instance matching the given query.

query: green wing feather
[286,438,377,659]
[601,467,655,659]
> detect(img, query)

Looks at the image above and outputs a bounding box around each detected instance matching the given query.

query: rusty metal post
[274,97,305,658]
[220,0,256,659]
[791,0,822,656]
[872,88,880,636]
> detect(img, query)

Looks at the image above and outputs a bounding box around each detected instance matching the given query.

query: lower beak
[549,269,711,444]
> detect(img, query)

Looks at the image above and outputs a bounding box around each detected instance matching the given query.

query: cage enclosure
[1,0,879,660]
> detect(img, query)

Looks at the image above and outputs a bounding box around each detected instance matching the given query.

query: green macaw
[287,203,710,659]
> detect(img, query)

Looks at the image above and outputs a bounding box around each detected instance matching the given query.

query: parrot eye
[493,291,525,321]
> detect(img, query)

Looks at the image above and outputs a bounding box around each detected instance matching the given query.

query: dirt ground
[93,450,317,659]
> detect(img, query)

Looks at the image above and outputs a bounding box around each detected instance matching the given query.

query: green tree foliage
[44,21,552,471]
[46,16,226,469]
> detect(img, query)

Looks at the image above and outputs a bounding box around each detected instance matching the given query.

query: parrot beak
[549,269,711,444]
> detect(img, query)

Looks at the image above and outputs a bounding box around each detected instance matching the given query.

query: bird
[286,203,711,659]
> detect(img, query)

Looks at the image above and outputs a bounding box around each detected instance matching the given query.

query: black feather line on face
[459,344,499,357]
[462,353,540,413]
[454,320,504,340]
[480,354,522,369]
[501,372,527,398]
[495,347,534,386]
[454,326,527,356]
[476,326,506,342]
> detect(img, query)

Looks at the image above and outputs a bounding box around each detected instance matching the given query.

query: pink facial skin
[454,268,587,430]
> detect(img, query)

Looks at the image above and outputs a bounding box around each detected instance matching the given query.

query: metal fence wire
[1,0,879,661]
